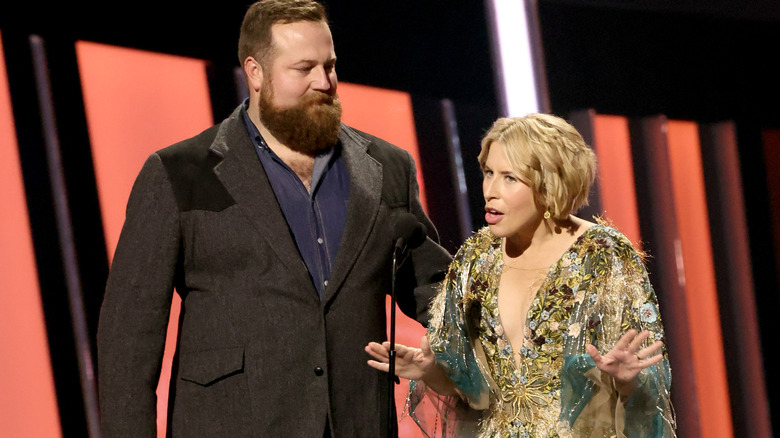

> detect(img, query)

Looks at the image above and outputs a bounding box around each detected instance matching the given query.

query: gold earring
[544,210,551,219]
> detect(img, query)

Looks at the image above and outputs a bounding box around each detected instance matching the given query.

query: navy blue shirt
[241,103,350,298]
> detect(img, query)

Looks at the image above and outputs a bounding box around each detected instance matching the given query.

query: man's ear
[244,56,264,92]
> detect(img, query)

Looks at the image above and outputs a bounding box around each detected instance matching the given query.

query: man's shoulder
[340,124,411,168]
[156,107,243,164]
[149,118,236,211]
[152,114,234,186]
[156,123,222,164]
[340,124,391,146]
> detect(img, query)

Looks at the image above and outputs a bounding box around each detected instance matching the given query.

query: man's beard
[258,84,342,156]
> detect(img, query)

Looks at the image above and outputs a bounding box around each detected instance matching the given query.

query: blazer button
[314,367,324,376]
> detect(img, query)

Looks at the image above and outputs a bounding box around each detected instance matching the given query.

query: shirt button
[324,280,328,287]
[317,237,324,244]
[314,367,324,376]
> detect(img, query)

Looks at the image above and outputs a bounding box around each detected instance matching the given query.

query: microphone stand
[386,215,425,438]
[387,242,403,438]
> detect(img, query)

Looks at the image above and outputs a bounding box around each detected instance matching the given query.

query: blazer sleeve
[398,149,453,326]
[97,153,181,438]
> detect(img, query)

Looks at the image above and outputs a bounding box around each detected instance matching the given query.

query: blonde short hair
[478,114,597,220]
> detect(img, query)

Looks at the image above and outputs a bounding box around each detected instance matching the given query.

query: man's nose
[311,66,334,91]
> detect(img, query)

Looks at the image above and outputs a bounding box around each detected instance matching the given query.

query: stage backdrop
[0,30,62,438]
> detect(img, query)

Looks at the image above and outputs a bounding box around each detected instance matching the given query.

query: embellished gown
[407,224,676,437]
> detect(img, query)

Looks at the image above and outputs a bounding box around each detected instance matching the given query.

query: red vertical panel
[0,31,62,437]
[339,82,427,437]
[666,120,732,438]
[76,41,213,437]
[592,114,641,245]
[628,116,699,436]
[763,129,780,289]
[702,123,771,437]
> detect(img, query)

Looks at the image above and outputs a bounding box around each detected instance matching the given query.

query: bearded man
[96,1,452,437]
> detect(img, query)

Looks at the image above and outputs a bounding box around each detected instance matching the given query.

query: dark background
[2,0,779,436]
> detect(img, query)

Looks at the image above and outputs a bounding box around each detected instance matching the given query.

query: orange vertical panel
[666,120,732,438]
[339,82,427,211]
[592,114,641,245]
[76,41,214,257]
[338,81,428,437]
[0,31,62,437]
[76,41,213,437]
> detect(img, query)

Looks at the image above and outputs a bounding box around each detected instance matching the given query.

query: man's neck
[248,106,316,191]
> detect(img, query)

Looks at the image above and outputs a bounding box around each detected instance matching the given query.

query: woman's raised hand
[365,335,436,381]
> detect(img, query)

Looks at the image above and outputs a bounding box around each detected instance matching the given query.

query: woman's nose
[483,179,497,200]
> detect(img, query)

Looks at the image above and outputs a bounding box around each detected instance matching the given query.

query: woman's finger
[364,350,387,362]
[364,342,389,361]
[367,341,389,352]
[585,344,603,362]
[637,340,664,360]
[365,342,387,356]
[614,329,638,351]
[393,342,413,357]
[420,335,431,352]
[367,359,389,373]
[627,330,650,353]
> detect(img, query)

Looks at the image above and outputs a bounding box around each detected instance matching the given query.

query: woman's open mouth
[485,207,503,225]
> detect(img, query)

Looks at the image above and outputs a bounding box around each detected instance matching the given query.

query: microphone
[387,213,427,438]
[393,213,427,263]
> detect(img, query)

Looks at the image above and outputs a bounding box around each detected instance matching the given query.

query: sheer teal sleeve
[405,234,493,437]
[558,228,676,437]
[427,264,491,407]
[559,354,598,423]
[624,358,674,436]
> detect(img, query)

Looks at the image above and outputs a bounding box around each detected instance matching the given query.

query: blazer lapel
[210,109,316,296]
[323,126,383,303]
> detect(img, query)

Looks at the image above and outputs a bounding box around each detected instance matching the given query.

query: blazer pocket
[179,346,244,386]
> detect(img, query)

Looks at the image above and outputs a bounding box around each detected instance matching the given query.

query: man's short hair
[237,0,328,68]
[478,114,598,220]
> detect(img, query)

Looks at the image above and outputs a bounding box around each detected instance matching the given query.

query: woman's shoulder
[578,219,644,262]
[456,226,500,256]
[443,227,501,278]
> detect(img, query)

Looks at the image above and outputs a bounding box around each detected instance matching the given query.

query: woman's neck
[503,215,590,267]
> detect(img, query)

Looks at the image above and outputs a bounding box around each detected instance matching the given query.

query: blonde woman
[366,114,676,437]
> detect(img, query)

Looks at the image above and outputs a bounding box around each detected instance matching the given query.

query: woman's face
[482,142,542,239]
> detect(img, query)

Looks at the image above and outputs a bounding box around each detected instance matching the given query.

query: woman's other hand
[586,329,664,397]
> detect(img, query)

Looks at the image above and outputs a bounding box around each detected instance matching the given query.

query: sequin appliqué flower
[639,302,658,323]
[567,322,581,338]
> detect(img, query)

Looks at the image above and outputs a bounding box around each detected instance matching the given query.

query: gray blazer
[97,106,452,437]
